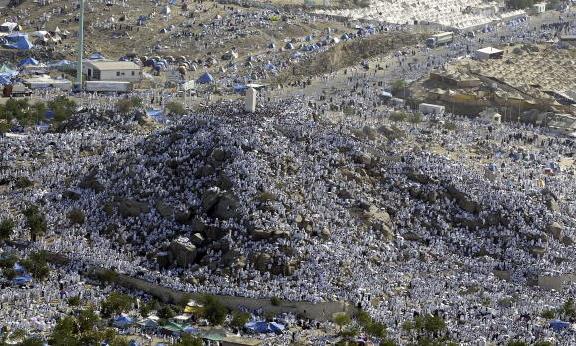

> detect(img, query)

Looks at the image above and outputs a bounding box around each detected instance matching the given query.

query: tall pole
[76,0,85,89]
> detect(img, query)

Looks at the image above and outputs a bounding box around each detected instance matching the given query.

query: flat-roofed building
[83,60,142,82]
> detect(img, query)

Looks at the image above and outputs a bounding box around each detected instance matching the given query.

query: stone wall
[94,269,350,321]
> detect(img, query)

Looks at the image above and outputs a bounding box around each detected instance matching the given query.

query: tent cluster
[244,321,285,335]
[2,33,33,50]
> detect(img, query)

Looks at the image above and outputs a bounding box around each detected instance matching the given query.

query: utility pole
[76,0,85,90]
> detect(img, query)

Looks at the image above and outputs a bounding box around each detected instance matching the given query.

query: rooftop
[477,47,503,54]
[85,60,141,71]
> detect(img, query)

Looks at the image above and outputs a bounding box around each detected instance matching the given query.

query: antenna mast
[76,0,85,89]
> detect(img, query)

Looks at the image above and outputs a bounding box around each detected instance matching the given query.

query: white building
[532,3,546,14]
[83,61,142,82]
[245,87,257,113]
[476,47,504,60]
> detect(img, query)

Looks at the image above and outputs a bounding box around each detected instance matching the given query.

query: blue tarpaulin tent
[13,275,32,286]
[146,109,167,123]
[13,262,26,273]
[88,52,106,60]
[233,84,247,93]
[550,319,570,332]
[49,60,72,67]
[244,321,285,334]
[19,57,39,66]
[0,64,17,76]
[4,33,33,50]
[196,72,214,84]
[113,315,134,328]
[0,74,13,85]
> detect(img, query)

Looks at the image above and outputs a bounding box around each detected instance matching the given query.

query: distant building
[476,47,504,60]
[0,22,18,33]
[83,61,142,82]
[532,3,546,14]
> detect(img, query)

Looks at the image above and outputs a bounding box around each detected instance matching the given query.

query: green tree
[4,99,30,125]
[166,101,186,115]
[175,333,203,346]
[157,305,176,319]
[67,208,86,225]
[389,111,407,122]
[270,296,282,306]
[0,218,15,241]
[365,321,387,338]
[48,96,76,124]
[116,98,135,114]
[379,339,398,346]
[21,251,50,280]
[540,309,555,319]
[77,307,100,333]
[533,341,553,346]
[130,96,143,109]
[30,102,47,124]
[19,337,45,346]
[101,292,134,318]
[140,299,160,317]
[230,311,250,329]
[507,341,528,346]
[563,298,576,318]
[423,315,446,335]
[67,295,81,307]
[14,176,33,189]
[199,295,227,325]
[356,309,372,326]
[333,312,351,333]
[9,329,26,342]
[50,316,80,346]
[23,205,47,241]
[391,79,407,97]
[0,119,10,134]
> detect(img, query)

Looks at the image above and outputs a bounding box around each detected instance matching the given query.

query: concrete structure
[84,81,133,93]
[476,47,504,60]
[221,336,262,346]
[88,268,349,321]
[480,109,502,124]
[83,60,142,82]
[245,87,257,113]
[419,103,445,115]
[23,75,72,91]
[532,3,546,14]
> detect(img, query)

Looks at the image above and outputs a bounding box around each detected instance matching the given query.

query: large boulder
[79,172,105,193]
[190,233,204,245]
[546,198,560,213]
[250,228,290,241]
[155,201,174,218]
[116,199,150,218]
[362,205,394,240]
[169,237,197,267]
[447,185,481,214]
[211,193,240,220]
[546,222,564,240]
[202,189,240,220]
[253,252,273,272]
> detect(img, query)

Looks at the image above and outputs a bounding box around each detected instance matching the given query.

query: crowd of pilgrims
[1,91,576,342]
[2,3,576,344]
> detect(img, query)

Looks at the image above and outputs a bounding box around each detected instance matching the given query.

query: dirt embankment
[275,32,424,84]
